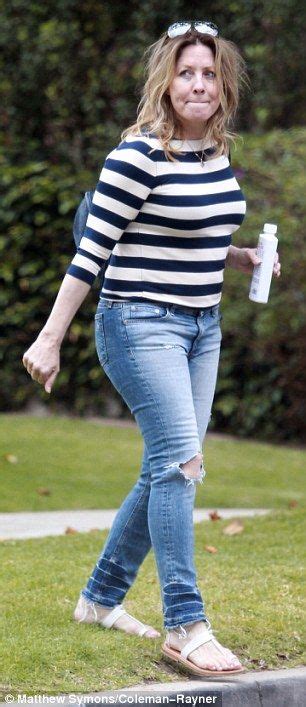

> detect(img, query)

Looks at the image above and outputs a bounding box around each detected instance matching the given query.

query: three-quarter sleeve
[67,139,156,285]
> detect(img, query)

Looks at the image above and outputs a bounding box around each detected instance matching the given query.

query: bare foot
[74,595,160,638]
[167,620,242,671]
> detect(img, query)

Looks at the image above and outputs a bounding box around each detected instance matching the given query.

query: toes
[145,628,161,638]
[226,656,242,669]
[225,652,242,668]
[216,646,242,668]
[215,661,228,671]
[116,617,160,638]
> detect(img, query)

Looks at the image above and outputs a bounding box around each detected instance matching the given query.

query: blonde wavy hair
[121,30,249,161]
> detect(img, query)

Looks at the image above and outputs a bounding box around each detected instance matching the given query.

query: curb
[66,666,306,707]
[1,667,305,707]
[112,666,306,706]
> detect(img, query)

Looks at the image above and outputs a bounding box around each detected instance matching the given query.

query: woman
[23,21,281,677]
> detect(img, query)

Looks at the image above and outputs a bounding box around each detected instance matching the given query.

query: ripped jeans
[82,297,222,629]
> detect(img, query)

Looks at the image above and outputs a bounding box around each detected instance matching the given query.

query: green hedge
[1,128,306,441]
[1,0,305,169]
[217,128,306,441]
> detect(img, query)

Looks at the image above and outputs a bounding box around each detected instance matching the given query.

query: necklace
[185,140,209,167]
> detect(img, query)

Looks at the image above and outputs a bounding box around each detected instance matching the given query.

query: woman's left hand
[227,246,281,277]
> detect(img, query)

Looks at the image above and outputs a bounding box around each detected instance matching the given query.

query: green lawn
[1,414,305,696]
[0,509,305,697]
[1,414,305,512]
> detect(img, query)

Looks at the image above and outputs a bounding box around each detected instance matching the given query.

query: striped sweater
[67,134,247,308]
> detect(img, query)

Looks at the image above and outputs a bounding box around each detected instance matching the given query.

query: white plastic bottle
[249,223,278,303]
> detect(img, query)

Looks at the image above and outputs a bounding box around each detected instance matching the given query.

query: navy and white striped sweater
[67,134,247,308]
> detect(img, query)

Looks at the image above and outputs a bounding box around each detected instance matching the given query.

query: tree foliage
[1,0,305,168]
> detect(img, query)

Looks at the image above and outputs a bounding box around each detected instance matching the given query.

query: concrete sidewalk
[0,508,271,540]
[82,666,306,705]
[1,667,305,706]
[116,666,306,706]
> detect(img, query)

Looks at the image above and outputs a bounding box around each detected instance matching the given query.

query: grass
[1,414,305,512]
[1,413,305,695]
[0,508,305,697]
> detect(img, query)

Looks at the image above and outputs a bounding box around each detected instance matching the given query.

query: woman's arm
[22,274,90,393]
[226,245,281,277]
[23,139,156,394]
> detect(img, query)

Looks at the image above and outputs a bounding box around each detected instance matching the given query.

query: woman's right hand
[22,332,60,394]
[21,273,91,394]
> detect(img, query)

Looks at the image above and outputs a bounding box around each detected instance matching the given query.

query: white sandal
[74,594,160,638]
[162,623,246,677]
[100,604,157,636]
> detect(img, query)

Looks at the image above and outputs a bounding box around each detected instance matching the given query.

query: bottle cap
[263,223,277,234]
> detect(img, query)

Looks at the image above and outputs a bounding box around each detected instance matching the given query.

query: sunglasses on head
[167,21,219,39]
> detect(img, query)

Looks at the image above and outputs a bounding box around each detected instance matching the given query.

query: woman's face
[168,42,221,139]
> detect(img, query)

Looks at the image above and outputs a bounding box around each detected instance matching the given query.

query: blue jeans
[82,298,222,629]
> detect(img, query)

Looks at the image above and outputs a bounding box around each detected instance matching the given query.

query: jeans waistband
[100,297,219,317]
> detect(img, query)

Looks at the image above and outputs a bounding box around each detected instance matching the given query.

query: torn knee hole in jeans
[164,452,205,487]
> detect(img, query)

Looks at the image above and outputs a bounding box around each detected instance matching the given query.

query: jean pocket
[211,305,222,323]
[122,303,169,323]
[95,313,108,366]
